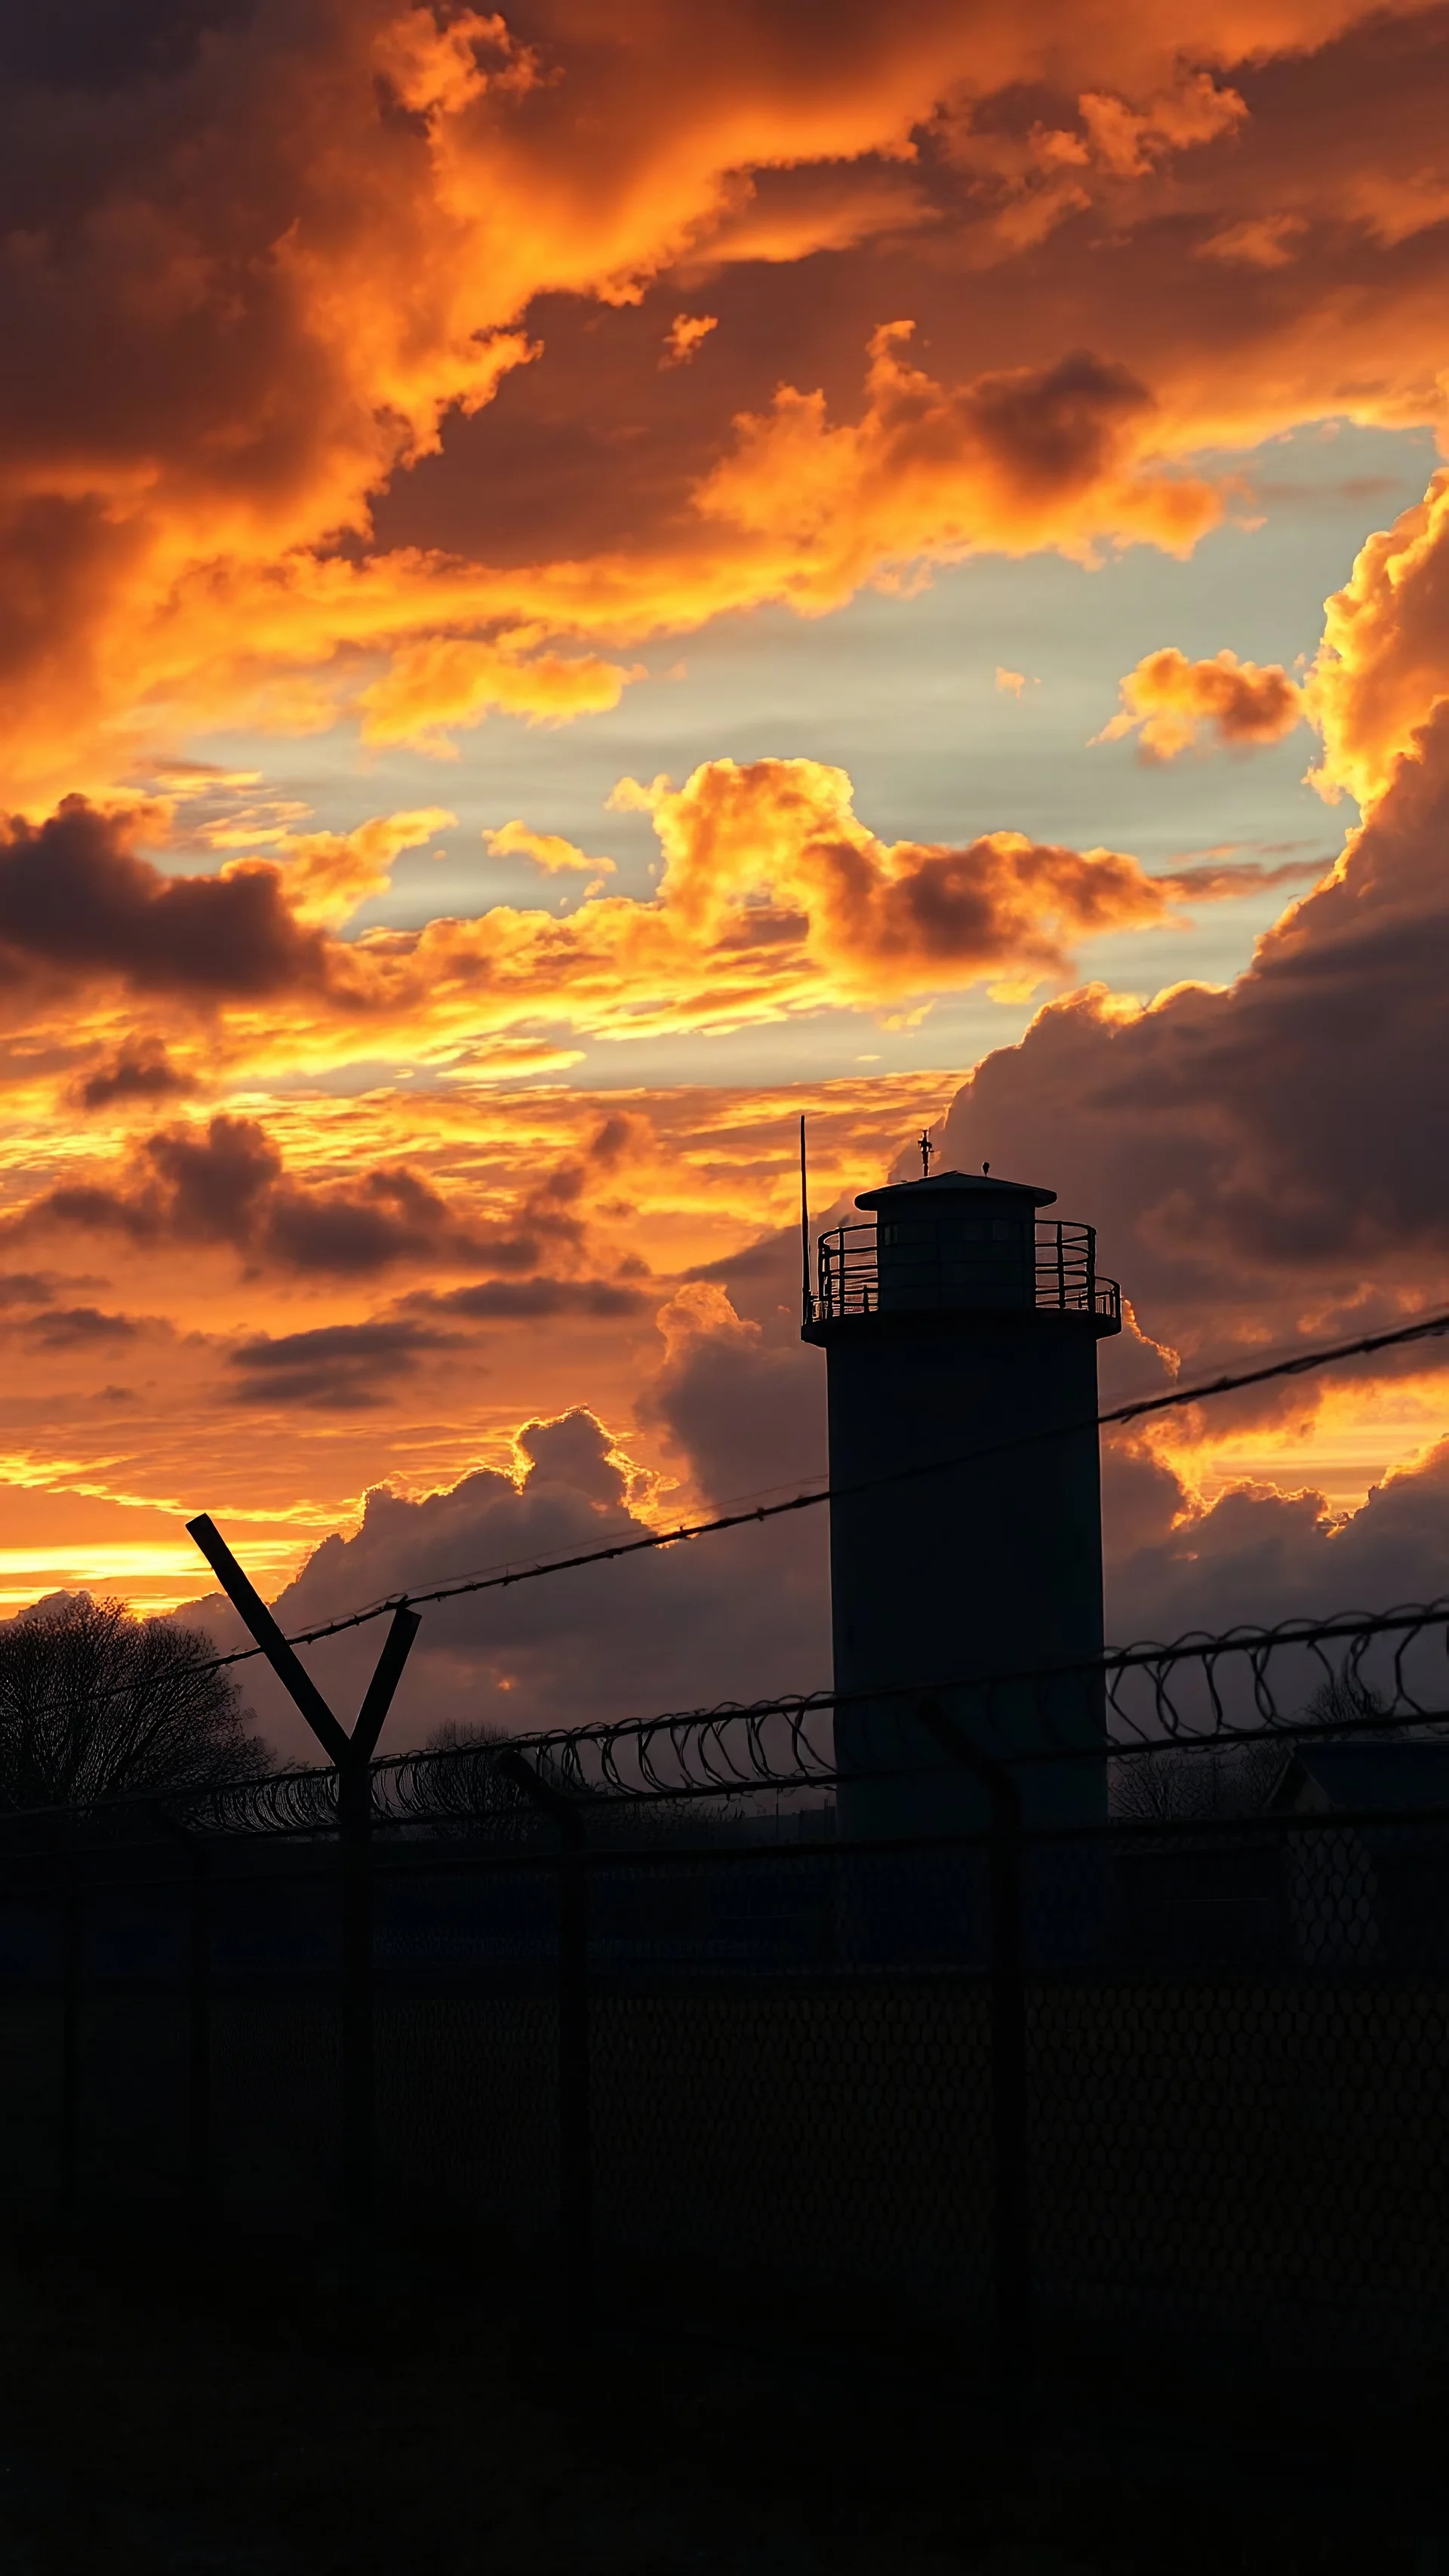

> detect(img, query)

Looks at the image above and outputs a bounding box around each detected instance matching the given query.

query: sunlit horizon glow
[2,0,1449,1724]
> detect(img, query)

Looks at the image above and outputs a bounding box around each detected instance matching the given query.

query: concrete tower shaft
[802,1169,1121,1837]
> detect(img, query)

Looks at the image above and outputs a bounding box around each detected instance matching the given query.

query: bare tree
[0,1595,269,1809]
[1303,1669,1395,1735]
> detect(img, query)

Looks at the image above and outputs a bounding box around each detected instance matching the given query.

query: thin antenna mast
[799,1115,814,1327]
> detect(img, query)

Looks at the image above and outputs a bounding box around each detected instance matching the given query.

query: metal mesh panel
[1026,1977,1449,2353]
[211,1993,342,2224]
[591,1976,993,2307]
[0,1998,61,2201]
[2,1790,1448,2382]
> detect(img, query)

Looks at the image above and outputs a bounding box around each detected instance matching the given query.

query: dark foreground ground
[0,2231,1445,2575]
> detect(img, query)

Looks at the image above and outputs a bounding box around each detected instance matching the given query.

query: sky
[4,0,1449,1760]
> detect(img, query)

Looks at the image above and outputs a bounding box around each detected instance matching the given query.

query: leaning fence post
[918,1699,1031,2414]
[500,1751,592,2335]
[184,1516,420,2302]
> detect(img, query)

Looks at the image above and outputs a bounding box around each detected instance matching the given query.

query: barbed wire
[158,1594,1449,1836]
[13,1300,1449,1728]
[177,1301,1449,1681]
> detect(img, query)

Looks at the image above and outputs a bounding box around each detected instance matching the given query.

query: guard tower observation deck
[801,1168,1121,1839]
[807,1180,1120,1334]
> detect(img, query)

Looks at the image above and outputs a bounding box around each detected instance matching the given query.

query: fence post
[186,1844,212,2217]
[918,1699,1031,2415]
[338,1754,374,2304]
[60,1873,82,2220]
[500,1752,592,2335]
[183,1516,420,2308]
[152,1808,214,2221]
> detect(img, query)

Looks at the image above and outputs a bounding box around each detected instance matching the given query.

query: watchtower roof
[854,1169,1057,1214]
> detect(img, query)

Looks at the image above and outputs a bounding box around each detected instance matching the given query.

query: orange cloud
[0,1066,946,1610]
[7,2,1449,803]
[1077,70,1247,181]
[272,810,457,927]
[0,765,1324,1115]
[1309,469,1449,808]
[697,325,1226,599]
[482,820,615,879]
[355,636,644,753]
[661,315,718,368]
[8,0,1449,1652]
[1197,213,1308,268]
[1095,648,1308,759]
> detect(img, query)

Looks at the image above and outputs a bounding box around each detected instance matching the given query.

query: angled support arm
[186,1514,420,1773]
[352,1604,423,1766]
[188,1513,351,1766]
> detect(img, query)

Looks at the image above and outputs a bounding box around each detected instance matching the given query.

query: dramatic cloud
[661,313,718,368]
[689,331,1226,611]
[1106,1437,1449,1642]
[0,801,325,1004]
[1096,648,1307,760]
[8,0,1449,1663]
[410,1279,648,1320]
[20,1306,140,1350]
[194,1305,1449,1764]
[26,1113,559,1279]
[228,1316,452,1410]
[356,639,643,754]
[1309,467,1449,808]
[75,1042,198,1111]
[197,1404,829,1759]
[481,819,615,879]
[7,0,1449,798]
[640,1279,828,1509]
[930,694,1449,1426]
[0,762,1312,1089]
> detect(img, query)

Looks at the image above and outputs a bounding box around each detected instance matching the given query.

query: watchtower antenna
[918,1129,934,1178]
[799,1116,814,1328]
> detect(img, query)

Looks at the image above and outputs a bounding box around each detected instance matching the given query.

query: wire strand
[239,1301,1449,1653]
[21,1301,1449,1716]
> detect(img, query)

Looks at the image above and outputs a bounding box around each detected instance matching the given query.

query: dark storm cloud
[1103,1438,1449,1642]
[29,1113,548,1279]
[228,1315,451,1409]
[20,1303,140,1346]
[0,1272,71,1307]
[0,802,323,1002]
[932,700,1449,1374]
[0,0,255,94]
[413,1278,648,1320]
[75,1042,198,1109]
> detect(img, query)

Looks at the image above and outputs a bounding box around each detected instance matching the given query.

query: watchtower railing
[814,1217,1121,1326]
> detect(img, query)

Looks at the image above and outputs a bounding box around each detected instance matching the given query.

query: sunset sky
[5,0,1449,1759]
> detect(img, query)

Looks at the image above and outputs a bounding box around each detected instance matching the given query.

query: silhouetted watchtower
[802,1165,1121,1836]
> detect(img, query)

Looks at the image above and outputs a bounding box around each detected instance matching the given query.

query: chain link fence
[3,1768,1449,2403]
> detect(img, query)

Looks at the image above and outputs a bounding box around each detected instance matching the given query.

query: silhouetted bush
[0,1594,269,1808]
